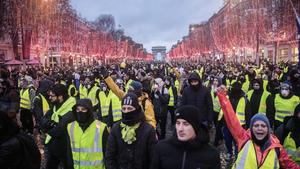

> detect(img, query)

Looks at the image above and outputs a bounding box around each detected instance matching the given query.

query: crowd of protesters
[0,59,300,169]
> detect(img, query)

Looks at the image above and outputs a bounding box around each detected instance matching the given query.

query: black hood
[73,99,93,113]
[37,79,54,95]
[188,72,202,85]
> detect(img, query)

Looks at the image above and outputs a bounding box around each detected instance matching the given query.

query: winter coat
[150,137,220,169]
[104,76,156,128]
[181,72,213,123]
[0,80,19,114]
[105,121,157,169]
[217,91,300,169]
[151,86,170,118]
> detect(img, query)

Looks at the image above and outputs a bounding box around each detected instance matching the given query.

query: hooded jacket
[181,72,213,123]
[217,91,300,169]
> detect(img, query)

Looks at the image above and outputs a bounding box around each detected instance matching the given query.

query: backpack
[15,131,41,169]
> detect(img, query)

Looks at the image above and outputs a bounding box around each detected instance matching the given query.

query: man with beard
[40,84,76,169]
[266,82,300,130]
[181,71,213,125]
[246,79,270,127]
[276,104,300,164]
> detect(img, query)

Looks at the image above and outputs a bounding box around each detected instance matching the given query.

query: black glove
[100,67,109,79]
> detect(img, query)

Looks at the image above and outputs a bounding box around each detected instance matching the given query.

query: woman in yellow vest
[276,104,300,165]
[68,99,109,169]
[217,86,300,169]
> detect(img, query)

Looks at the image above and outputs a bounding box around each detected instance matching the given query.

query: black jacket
[105,121,157,169]
[150,137,220,169]
[151,87,170,117]
[181,72,213,123]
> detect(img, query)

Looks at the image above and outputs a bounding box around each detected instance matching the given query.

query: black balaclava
[73,99,94,131]
[121,93,144,126]
[230,82,243,99]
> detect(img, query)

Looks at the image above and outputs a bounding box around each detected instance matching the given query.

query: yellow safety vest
[125,79,133,92]
[211,91,221,113]
[79,84,88,99]
[20,88,31,109]
[45,97,76,144]
[283,132,300,164]
[99,91,111,117]
[174,80,180,93]
[68,120,106,169]
[236,97,246,125]
[263,80,268,91]
[226,79,237,89]
[110,93,122,122]
[87,86,100,106]
[242,81,250,94]
[39,94,50,115]
[247,90,270,115]
[233,140,279,169]
[168,87,175,107]
[218,96,245,125]
[275,94,300,122]
[68,84,78,97]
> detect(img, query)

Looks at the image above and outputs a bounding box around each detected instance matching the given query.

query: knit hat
[130,81,143,91]
[175,105,204,134]
[122,93,141,110]
[250,114,271,133]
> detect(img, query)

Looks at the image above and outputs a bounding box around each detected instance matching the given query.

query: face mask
[122,109,142,126]
[281,89,290,97]
[75,111,92,124]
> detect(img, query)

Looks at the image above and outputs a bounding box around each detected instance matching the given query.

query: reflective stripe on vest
[283,132,300,164]
[168,87,175,107]
[20,89,31,109]
[234,140,279,169]
[45,97,76,144]
[211,91,221,112]
[68,84,78,97]
[236,97,246,125]
[99,91,111,117]
[87,86,99,106]
[247,90,270,115]
[68,120,106,169]
[125,79,133,92]
[79,84,88,99]
[110,93,122,122]
[275,94,300,122]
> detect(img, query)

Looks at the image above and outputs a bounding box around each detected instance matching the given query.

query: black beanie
[122,93,141,111]
[175,105,204,134]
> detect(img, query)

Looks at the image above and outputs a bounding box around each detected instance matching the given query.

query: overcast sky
[70,0,223,52]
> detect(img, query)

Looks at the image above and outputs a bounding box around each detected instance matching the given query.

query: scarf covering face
[120,122,140,144]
